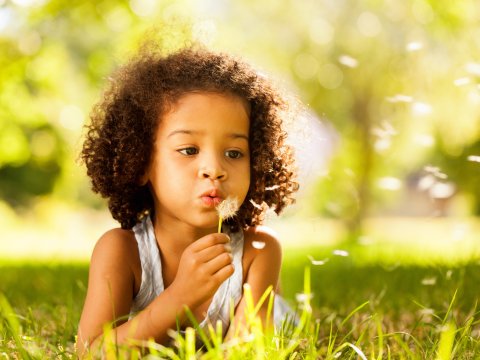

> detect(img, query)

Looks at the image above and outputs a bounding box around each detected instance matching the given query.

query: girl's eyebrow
[167,129,249,141]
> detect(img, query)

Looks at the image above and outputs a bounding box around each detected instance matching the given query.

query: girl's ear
[138,168,150,186]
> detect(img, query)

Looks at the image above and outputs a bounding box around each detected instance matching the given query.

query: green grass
[1,249,480,358]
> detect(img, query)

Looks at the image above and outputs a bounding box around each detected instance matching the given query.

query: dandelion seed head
[216,197,239,220]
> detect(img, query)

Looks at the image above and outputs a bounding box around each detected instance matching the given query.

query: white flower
[216,197,239,220]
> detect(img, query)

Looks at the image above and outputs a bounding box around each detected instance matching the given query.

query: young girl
[77,44,298,356]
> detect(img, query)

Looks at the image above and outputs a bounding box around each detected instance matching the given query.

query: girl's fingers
[196,243,232,263]
[189,233,230,252]
[204,251,233,275]
[212,262,235,283]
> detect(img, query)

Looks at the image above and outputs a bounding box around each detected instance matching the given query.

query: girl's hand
[170,233,234,308]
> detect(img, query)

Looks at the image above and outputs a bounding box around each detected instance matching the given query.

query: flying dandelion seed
[333,249,349,257]
[418,174,436,191]
[249,199,263,210]
[446,270,453,279]
[295,292,314,303]
[338,55,358,68]
[424,165,447,179]
[406,41,423,52]
[307,255,329,265]
[454,77,471,86]
[414,133,435,147]
[418,308,435,316]
[467,155,480,163]
[421,277,436,286]
[252,241,266,250]
[386,94,413,103]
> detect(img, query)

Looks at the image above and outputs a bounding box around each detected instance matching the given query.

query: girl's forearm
[80,286,195,357]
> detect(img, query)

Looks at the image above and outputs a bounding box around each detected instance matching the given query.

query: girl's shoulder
[89,228,142,292]
[242,225,282,269]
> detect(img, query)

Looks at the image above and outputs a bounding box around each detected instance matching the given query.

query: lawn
[1,216,480,358]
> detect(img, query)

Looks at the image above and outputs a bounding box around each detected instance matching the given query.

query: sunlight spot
[338,55,358,68]
[307,255,329,266]
[344,168,355,177]
[293,53,320,80]
[318,63,343,89]
[421,277,436,286]
[429,182,455,199]
[465,62,480,76]
[104,7,132,32]
[358,236,374,246]
[406,41,423,52]
[412,1,434,24]
[129,0,158,17]
[11,0,46,6]
[334,352,342,358]
[467,155,480,163]
[454,77,471,87]
[357,11,382,37]
[377,177,402,191]
[418,174,435,191]
[252,241,266,250]
[30,130,55,159]
[413,133,435,147]
[411,101,432,116]
[59,105,84,131]
[386,94,413,103]
[17,31,42,55]
[192,20,217,46]
[332,249,349,257]
[309,17,334,45]
[265,185,280,191]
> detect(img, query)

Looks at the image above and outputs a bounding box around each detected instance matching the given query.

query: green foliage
[2,251,480,358]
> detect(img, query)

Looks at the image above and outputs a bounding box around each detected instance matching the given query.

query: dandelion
[216,197,239,233]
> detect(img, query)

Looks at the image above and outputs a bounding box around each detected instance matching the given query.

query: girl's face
[146,92,251,231]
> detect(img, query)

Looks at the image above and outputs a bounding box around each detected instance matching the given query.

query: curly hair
[81,44,299,230]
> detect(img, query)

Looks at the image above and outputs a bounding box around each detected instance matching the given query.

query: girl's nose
[198,160,227,181]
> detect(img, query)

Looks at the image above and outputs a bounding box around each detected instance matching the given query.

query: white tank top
[129,216,244,335]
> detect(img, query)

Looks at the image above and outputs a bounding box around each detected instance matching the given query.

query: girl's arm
[226,226,282,337]
[77,230,233,357]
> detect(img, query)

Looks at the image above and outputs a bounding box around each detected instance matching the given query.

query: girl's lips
[201,196,222,207]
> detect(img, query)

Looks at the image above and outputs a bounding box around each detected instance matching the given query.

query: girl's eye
[225,150,243,159]
[178,147,199,156]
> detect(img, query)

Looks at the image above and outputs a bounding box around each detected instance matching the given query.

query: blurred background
[1,0,480,263]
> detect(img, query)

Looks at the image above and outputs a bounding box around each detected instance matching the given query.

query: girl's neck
[150,213,216,255]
